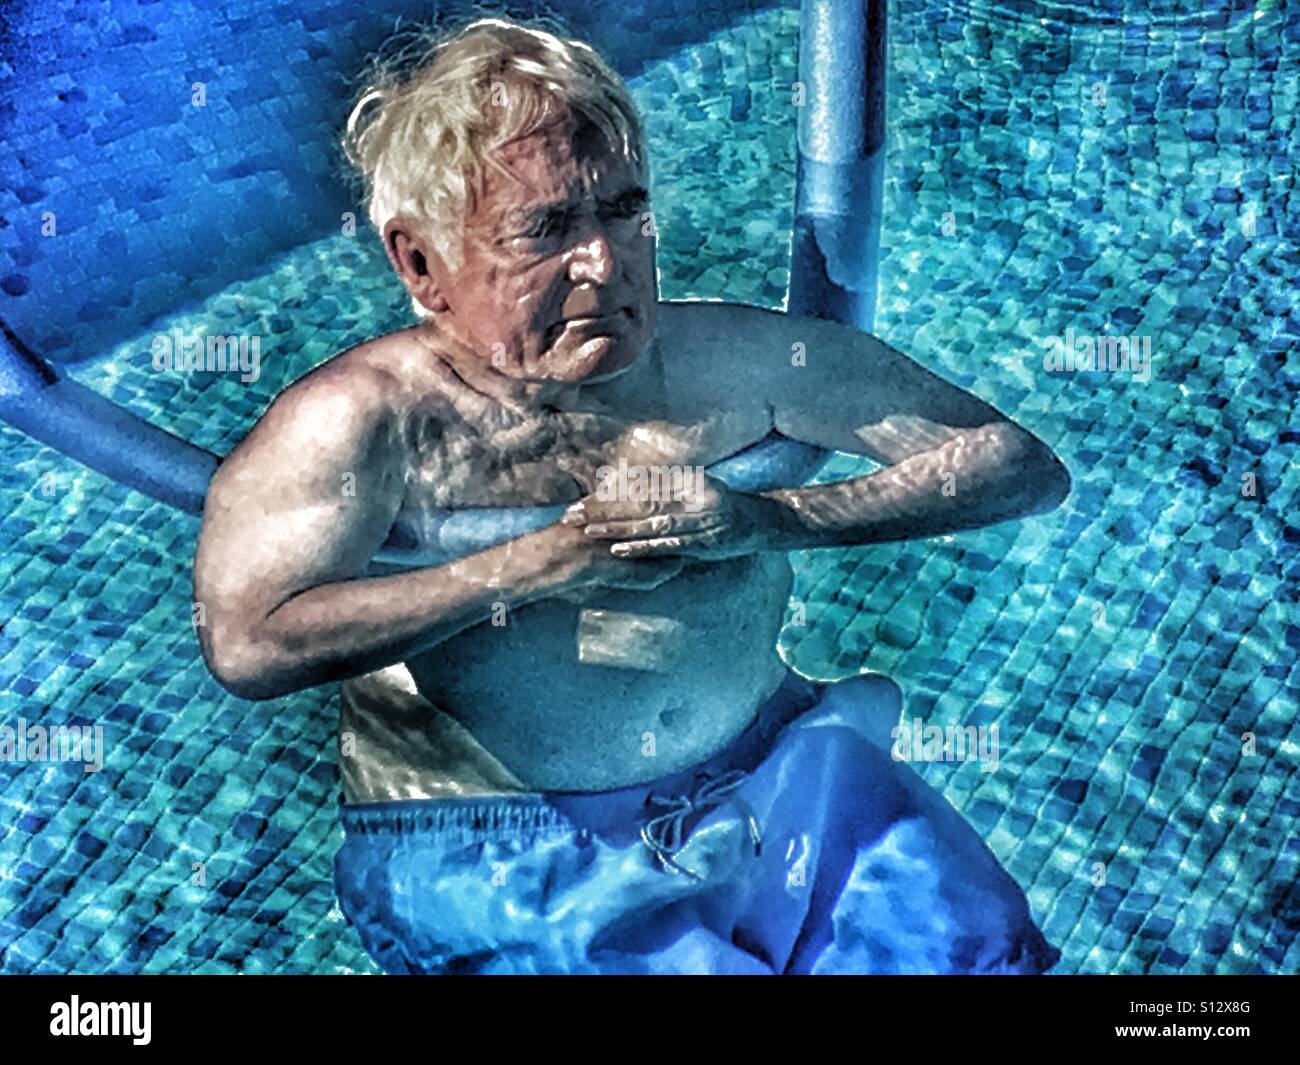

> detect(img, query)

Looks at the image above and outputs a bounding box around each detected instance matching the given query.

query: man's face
[427,107,657,384]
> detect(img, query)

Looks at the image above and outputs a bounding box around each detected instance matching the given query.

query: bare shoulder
[654,298,762,348]
[655,298,879,358]
[653,298,808,374]
[652,299,798,412]
[208,329,421,499]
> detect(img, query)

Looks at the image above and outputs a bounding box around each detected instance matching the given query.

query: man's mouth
[567,305,633,327]
[547,306,633,345]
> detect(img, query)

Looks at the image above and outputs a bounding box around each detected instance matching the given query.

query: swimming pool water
[1,0,1296,973]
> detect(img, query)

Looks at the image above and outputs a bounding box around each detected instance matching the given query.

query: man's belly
[376,552,793,793]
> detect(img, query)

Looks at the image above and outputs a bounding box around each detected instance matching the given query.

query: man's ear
[382,217,449,313]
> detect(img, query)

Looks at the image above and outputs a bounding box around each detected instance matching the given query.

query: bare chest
[399,404,772,511]
[400,407,631,508]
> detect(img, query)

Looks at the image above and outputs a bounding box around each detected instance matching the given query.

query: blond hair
[343,16,649,315]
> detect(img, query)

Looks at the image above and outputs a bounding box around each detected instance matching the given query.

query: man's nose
[566,227,615,286]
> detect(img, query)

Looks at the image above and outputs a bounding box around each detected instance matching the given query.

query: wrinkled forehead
[472,108,639,229]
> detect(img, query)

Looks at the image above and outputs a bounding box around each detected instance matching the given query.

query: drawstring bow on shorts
[640,768,763,881]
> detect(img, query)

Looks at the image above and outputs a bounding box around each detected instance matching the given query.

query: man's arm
[748,418,1067,551]
[573,302,1069,556]
[193,364,615,701]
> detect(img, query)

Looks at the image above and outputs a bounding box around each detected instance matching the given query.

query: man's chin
[555,335,642,383]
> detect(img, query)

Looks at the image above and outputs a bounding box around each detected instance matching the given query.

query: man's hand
[559,474,771,561]
[535,521,688,606]
[651,303,1071,547]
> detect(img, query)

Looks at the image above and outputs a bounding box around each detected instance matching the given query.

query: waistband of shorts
[339,670,824,840]
[339,792,572,838]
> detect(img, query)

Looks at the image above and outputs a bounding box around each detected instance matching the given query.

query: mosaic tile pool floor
[1,0,1297,973]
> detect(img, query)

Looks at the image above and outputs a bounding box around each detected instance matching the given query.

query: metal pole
[789,0,887,333]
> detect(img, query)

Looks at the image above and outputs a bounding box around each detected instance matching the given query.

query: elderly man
[194,17,1068,974]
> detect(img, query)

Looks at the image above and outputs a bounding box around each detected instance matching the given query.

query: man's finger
[565,495,705,526]
[608,526,726,557]
[582,512,720,540]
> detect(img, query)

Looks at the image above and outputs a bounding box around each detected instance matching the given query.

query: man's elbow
[198,626,287,702]
[211,668,284,703]
[1037,453,1072,512]
[995,423,1071,515]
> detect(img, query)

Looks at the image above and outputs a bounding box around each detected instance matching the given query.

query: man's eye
[522,211,571,241]
[614,192,647,217]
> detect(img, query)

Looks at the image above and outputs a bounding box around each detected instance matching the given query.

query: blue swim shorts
[334,672,1059,974]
